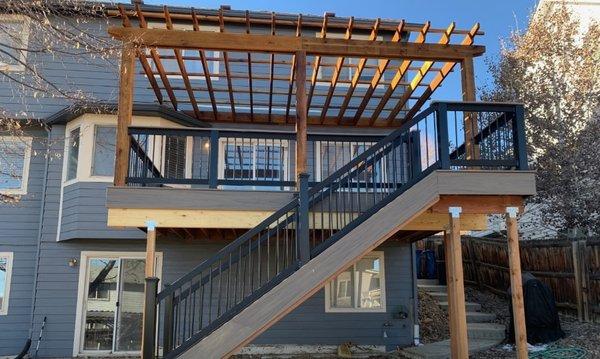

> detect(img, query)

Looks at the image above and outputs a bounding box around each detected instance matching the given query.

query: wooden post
[114,43,136,186]
[506,207,528,359]
[446,207,469,358]
[145,220,157,277]
[460,56,479,160]
[142,220,158,359]
[295,50,308,181]
[572,240,584,321]
[579,239,591,322]
[443,231,456,348]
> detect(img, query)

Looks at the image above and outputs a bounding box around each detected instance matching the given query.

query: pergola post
[142,220,158,359]
[445,206,469,358]
[460,56,479,160]
[114,43,136,186]
[295,50,308,182]
[506,207,528,359]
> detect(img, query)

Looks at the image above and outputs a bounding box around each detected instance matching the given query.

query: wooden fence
[418,236,600,322]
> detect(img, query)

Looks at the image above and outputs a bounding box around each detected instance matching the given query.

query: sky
[143,0,539,101]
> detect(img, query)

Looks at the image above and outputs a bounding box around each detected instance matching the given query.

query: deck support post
[114,43,136,186]
[142,220,158,359]
[460,56,479,160]
[506,207,528,359]
[295,50,308,182]
[445,206,469,358]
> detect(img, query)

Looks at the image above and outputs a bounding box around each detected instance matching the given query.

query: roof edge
[46,102,211,128]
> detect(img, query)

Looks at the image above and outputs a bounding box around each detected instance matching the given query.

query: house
[0,2,535,358]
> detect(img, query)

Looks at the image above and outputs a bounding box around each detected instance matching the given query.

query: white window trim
[324,251,386,313]
[0,252,14,315]
[314,140,380,182]
[0,15,30,72]
[73,251,163,357]
[56,114,193,241]
[0,136,32,195]
[217,137,290,188]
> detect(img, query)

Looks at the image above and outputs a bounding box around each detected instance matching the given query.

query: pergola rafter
[110,6,484,127]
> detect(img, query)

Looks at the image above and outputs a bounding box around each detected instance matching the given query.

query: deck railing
[126,101,527,191]
[127,127,382,189]
[144,101,528,358]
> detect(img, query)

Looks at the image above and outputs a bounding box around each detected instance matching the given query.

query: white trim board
[72,251,163,357]
[0,252,14,316]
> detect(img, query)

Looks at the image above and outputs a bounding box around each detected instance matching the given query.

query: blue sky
[144,0,538,101]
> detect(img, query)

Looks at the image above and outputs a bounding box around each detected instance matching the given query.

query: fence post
[436,103,450,170]
[142,277,159,359]
[572,239,585,322]
[467,237,482,290]
[208,129,219,188]
[579,239,591,322]
[297,173,310,265]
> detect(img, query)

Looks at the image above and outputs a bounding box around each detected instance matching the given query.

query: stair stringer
[179,172,442,359]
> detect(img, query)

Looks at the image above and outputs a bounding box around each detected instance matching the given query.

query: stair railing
[149,101,527,358]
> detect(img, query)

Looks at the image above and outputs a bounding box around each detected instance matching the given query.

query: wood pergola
[110,3,485,184]
[110,4,483,126]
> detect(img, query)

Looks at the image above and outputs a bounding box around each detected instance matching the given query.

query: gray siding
[0,128,47,355]
[60,182,144,241]
[30,238,414,357]
[254,245,415,350]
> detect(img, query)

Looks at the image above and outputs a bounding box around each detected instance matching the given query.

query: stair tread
[418,284,448,292]
[402,338,501,359]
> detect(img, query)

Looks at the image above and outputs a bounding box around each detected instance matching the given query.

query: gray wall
[30,238,414,357]
[60,182,144,241]
[0,128,47,355]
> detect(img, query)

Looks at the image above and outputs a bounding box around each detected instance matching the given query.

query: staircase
[400,280,505,359]
[145,102,526,359]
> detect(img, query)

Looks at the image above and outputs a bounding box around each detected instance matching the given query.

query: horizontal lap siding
[0,17,155,120]
[0,128,47,356]
[60,182,144,240]
[30,238,413,357]
[253,245,414,350]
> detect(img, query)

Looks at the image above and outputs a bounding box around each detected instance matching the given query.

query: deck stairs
[400,280,505,359]
[149,102,526,359]
[153,109,446,359]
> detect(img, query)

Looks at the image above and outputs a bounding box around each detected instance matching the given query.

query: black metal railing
[144,101,528,358]
[126,127,382,189]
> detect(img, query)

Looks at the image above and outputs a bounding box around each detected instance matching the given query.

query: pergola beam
[367,21,430,126]
[384,22,456,124]
[319,17,353,124]
[108,27,485,61]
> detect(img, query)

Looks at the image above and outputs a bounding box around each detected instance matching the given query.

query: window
[317,141,380,181]
[220,139,288,188]
[76,252,162,355]
[151,48,220,79]
[316,32,384,86]
[92,126,116,177]
[0,252,14,315]
[325,252,385,312]
[0,136,32,195]
[66,127,80,181]
[0,15,30,72]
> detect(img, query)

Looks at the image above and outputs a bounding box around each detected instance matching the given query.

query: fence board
[419,236,600,322]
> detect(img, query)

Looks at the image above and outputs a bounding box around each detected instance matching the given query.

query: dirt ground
[419,287,600,359]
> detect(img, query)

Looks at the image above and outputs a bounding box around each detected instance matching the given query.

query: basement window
[325,251,386,312]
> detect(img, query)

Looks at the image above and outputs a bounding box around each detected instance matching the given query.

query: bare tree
[0,0,120,202]
[483,2,600,235]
